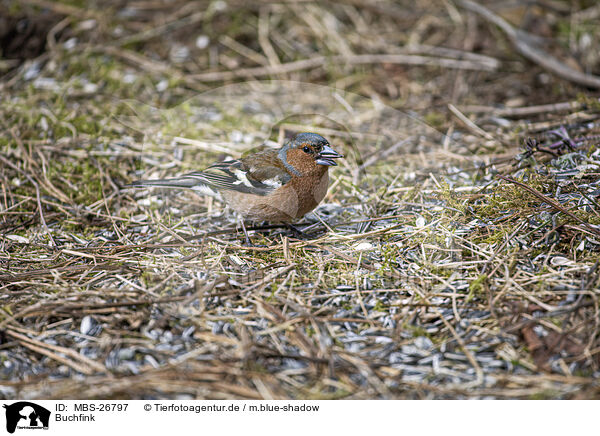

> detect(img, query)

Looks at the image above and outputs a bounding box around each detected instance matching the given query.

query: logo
[2,402,50,434]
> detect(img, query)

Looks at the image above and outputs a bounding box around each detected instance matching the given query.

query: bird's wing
[197,151,291,196]
[127,150,291,196]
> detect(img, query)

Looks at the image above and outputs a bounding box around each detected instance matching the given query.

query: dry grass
[1,0,600,399]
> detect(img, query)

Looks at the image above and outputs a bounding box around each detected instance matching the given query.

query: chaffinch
[128,132,343,240]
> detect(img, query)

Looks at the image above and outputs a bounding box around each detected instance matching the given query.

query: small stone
[63,38,78,50]
[195,35,210,49]
[6,235,29,243]
[353,242,374,251]
[229,130,243,143]
[156,79,169,92]
[550,256,573,267]
[80,316,94,335]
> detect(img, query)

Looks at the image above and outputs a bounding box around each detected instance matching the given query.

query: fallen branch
[6,329,107,375]
[457,0,600,88]
[189,53,499,82]
[497,174,600,237]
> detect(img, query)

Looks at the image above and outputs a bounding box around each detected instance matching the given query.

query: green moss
[6,1,23,13]
[577,93,600,111]
[466,274,487,302]
[373,299,387,312]
[423,111,445,130]
[528,390,560,400]
[437,181,467,215]
[429,265,453,278]
[46,159,104,205]
[480,229,506,245]
[377,243,398,274]
[402,323,429,338]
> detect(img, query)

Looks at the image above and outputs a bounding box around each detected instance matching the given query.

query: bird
[127,132,343,243]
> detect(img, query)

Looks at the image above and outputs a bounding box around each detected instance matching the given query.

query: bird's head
[279,132,343,176]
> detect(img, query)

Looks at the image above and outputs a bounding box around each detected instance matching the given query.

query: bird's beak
[316,145,343,166]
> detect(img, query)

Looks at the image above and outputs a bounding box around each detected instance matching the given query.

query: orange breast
[222,171,329,222]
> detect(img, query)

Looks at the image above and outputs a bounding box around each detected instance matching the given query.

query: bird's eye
[302,146,311,153]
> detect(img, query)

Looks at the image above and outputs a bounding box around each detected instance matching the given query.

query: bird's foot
[285,223,313,240]
[241,237,268,248]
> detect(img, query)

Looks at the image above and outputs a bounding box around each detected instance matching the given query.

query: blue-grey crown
[293,132,328,146]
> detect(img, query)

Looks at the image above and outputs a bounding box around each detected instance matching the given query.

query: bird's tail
[125,174,220,197]
[126,177,201,189]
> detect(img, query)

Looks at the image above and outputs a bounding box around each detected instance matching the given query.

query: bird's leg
[239,216,253,246]
[237,217,268,247]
